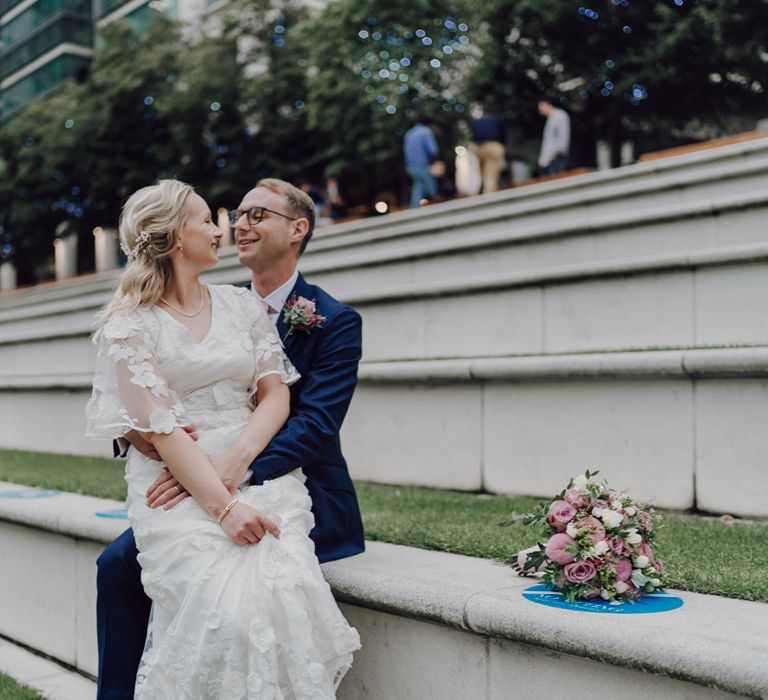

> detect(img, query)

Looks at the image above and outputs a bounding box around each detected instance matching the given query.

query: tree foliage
[303,0,474,201]
[1,0,766,283]
[466,0,768,164]
[0,15,252,283]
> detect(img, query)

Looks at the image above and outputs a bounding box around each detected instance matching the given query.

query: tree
[216,0,325,186]
[303,0,475,204]
[0,15,253,284]
[466,0,768,166]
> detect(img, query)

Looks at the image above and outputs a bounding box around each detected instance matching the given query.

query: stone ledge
[3,143,768,321]
[1,481,766,699]
[323,544,768,700]
[0,639,96,700]
[4,239,768,343]
[347,240,768,305]
[3,346,768,391]
[298,189,768,274]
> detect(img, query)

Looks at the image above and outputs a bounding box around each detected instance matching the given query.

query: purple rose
[545,533,577,565]
[564,560,597,584]
[547,500,576,531]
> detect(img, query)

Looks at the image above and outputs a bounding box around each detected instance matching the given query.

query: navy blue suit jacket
[248,274,365,563]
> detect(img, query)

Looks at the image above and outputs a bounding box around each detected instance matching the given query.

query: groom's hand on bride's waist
[146,467,191,510]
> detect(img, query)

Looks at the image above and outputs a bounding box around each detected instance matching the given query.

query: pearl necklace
[160,285,206,318]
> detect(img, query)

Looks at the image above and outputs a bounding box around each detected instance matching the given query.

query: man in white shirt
[538,98,571,175]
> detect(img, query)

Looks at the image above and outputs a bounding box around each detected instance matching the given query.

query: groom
[96,178,365,699]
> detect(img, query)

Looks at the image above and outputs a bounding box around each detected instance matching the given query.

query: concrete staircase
[2,137,768,515]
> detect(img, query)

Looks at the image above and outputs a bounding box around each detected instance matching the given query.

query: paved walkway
[0,638,95,699]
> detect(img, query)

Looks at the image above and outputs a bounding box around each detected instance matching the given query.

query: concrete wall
[1,485,764,699]
[2,138,768,515]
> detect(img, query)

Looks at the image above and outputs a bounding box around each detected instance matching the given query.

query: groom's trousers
[96,528,151,700]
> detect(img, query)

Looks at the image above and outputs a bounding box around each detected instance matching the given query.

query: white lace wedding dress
[86,284,360,699]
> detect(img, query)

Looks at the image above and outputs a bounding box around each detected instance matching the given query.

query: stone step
[0,481,765,700]
[3,137,768,514]
[0,639,96,700]
[2,344,768,516]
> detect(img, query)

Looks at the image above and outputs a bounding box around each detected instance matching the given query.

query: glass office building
[0,0,93,122]
[0,0,189,124]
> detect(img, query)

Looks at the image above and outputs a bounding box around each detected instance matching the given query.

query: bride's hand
[219,502,280,545]
[210,449,252,495]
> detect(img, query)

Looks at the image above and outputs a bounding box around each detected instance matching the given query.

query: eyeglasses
[229,206,299,227]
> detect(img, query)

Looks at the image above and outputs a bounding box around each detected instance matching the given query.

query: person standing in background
[470,108,506,193]
[325,177,347,221]
[538,98,571,175]
[404,117,439,208]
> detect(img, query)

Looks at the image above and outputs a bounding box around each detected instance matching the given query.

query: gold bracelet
[217,498,240,525]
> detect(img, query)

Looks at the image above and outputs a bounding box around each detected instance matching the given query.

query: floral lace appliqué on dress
[86,284,359,699]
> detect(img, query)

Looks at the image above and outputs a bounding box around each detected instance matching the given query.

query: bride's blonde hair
[94,179,194,337]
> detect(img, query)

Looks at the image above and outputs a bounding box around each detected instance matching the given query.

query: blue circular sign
[0,489,61,499]
[95,509,128,519]
[522,584,684,614]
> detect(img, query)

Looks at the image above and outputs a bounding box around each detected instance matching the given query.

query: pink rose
[582,587,602,600]
[547,500,576,531]
[615,557,632,582]
[564,560,597,584]
[576,516,606,543]
[564,489,588,509]
[545,533,577,565]
[640,542,654,561]
[653,559,665,574]
[296,296,316,314]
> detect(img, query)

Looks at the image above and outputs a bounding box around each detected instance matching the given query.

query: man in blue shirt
[403,118,439,208]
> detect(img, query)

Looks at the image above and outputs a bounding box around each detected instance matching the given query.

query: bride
[85,179,359,698]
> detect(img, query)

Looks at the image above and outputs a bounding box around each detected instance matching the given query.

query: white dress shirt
[538,108,571,167]
[251,270,299,326]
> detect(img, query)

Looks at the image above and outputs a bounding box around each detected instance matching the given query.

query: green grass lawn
[0,673,43,699]
[1,449,767,603]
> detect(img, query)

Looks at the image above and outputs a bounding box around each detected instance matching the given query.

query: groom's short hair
[255,178,315,255]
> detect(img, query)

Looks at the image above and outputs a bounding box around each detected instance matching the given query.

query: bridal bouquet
[515,471,664,604]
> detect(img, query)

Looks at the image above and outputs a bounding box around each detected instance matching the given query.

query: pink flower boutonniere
[282,295,326,340]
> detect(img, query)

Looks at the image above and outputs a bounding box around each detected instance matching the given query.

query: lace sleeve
[85,312,189,439]
[247,298,300,387]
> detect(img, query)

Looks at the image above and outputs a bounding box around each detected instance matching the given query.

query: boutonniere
[282,295,326,340]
